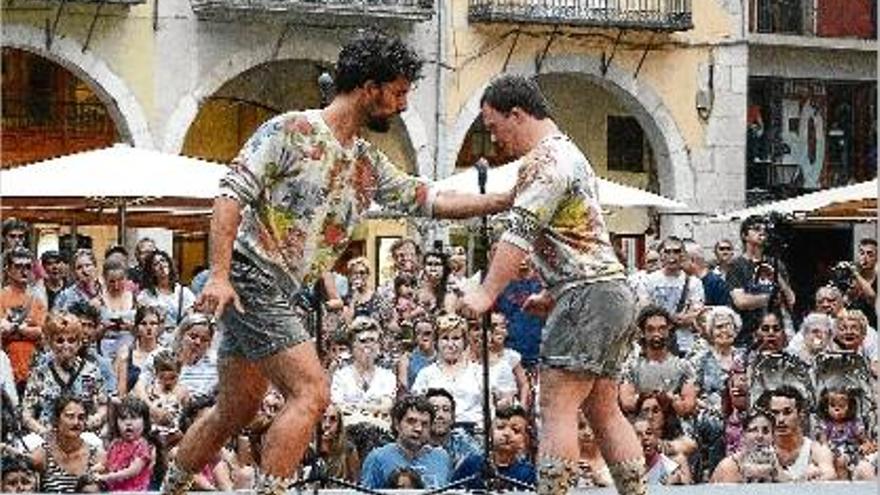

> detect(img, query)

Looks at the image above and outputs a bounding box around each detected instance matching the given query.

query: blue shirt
[496,278,544,366]
[439,428,481,470]
[359,442,450,489]
[701,271,731,307]
[452,453,536,490]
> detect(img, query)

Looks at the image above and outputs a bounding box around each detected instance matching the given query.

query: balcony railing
[469,0,692,31]
[750,0,876,39]
[189,0,435,21]
[2,98,115,134]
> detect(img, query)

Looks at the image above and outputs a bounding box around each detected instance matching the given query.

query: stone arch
[2,23,154,149]
[162,39,432,176]
[446,53,694,204]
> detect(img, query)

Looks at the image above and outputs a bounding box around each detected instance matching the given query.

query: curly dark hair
[480,74,551,119]
[141,250,179,292]
[334,30,424,94]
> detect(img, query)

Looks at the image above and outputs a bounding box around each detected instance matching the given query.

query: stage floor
[162,482,876,494]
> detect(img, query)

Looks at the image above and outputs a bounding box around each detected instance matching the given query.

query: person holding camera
[0,246,47,396]
[727,215,796,349]
[846,238,877,330]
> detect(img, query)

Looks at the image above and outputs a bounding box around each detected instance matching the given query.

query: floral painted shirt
[22,355,106,428]
[219,110,436,293]
[501,134,624,296]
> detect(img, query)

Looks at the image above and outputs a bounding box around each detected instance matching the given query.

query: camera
[762,211,793,256]
[829,261,856,292]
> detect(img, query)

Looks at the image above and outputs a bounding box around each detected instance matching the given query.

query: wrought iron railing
[468,0,692,31]
[750,0,876,38]
[2,98,115,134]
[189,0,434,21]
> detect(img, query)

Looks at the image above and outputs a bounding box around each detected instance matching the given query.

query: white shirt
[412,360,516,424]
[330,364,396,408]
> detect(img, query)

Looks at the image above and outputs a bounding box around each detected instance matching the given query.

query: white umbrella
[0,144,227,237]
[715,178,878,221]
[434,159,688,210]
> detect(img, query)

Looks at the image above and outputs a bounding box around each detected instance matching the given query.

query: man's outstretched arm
[432,190,514,219]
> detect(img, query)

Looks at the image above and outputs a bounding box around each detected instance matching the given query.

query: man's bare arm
[432,190,514,220]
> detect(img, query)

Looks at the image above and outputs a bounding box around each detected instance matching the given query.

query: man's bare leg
[584,378,645,495]
[536,368,595,495]
[256,340,330,494]
[165,356,269,494]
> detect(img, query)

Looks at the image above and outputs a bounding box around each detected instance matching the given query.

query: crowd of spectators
[0,214,877,492]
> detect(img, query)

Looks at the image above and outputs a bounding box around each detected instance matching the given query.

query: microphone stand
[422,159,534,494]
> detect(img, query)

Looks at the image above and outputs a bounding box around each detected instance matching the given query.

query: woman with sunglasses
[0,246,47,395]
[330,316,395,428]
[21,312,108,437]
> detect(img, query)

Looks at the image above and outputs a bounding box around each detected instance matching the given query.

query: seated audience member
[636,392,697,459]
[575,409,612,488]
[0,246,48,394]
[359,394,450,489]
[96,397,156,491]
[425,387,480,471]
[619,306,698,420]
[40,249,70,311]
[342,256,393,327]
[816,387,875,480]
[314,403,360,483]
[387,467,424,489]
[331,316,396,428]
[412,314,485,429]
[692,306,742,414]
[397,315,437,393]
[98,257,136,362]
[1,454,39,492]
[759,387,836,481]
[115,305,163,397]
[832,309,877,364]
[452,404,537,490]
[30,395,107,493]
[787,312,834,366]
[172,394,234,491]
[53,249,102,313]
[134,313,218,399]
[488,311,531,409]
[465,317,518,409]
[22,313,107,437]
[67,301,118,395]
[711,409,786,483]
[633,415,692,485]
[721,359,750,455]
[135,350,189,447]
[135,250,195,341]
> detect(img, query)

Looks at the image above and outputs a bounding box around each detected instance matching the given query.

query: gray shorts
[218,253,311,361]
[541,279,637,377]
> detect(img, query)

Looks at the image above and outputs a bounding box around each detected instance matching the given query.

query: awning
[715,178,878,221]
[434,159,688,210]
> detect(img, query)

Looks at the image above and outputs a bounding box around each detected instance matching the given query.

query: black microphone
[476,158,488,195]
[318,72,335,108]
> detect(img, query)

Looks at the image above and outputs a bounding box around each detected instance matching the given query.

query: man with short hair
[360,394,451,488]
[711,239,735,280]
[0,247,46,394]
[425,387,480,470]
[168,31,514,495]
[459,74,645,495]
[1,219,29,252]
[847,238,878,329]
[452,404,537,490]
[619,306,697,419]
[683,240,730,308]
[637,236,704,355]
[727,215,796,348]
[39,250,69,310]
[760,386,835,481]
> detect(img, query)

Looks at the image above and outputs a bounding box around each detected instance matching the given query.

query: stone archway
[162,39,432,177]
[446,54,695,205]
[2,23,154,149]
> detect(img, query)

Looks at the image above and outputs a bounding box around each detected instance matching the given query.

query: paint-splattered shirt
[501,134,624,296]
[219,110,436,294]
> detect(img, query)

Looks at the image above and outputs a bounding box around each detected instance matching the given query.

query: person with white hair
[786,312,834,365]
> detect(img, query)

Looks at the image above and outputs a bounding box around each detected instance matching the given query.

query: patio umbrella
[714,178,878,221]
[0,144,227,240]
[433,159,689,209]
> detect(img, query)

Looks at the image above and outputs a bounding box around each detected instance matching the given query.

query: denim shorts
[541,279,637,377]
[218,252,311,361]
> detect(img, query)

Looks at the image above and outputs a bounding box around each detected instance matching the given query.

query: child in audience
[97,397,156,491]
[137,350,189,447]
[816,388,874,479]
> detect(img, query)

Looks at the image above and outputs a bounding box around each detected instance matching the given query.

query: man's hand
[522,291,554,318]
[459,290,493,320]
[196,276,244,320]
